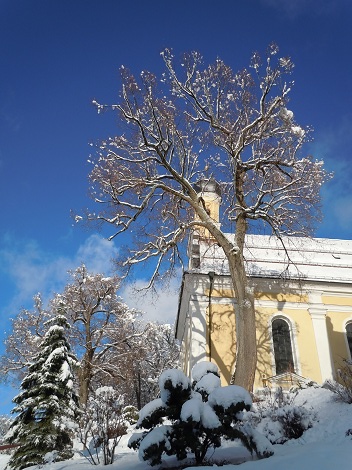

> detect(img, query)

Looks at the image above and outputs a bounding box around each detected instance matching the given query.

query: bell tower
[193,178,221,223]
[188,178,222,269]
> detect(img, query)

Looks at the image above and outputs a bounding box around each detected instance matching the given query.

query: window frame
[270,314,299,376]
[344,320,352,361]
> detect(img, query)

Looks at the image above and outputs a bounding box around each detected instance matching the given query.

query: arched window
[346,323,352,358]
[272,318,295,375]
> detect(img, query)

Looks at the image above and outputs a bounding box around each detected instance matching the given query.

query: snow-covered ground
[1,387,351,470]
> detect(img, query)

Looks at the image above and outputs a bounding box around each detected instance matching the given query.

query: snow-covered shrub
[122,405,139,425]
[78,386,129,465]
[128,362,273,466]
[249,387,314,444]
[275,405,313,441]
[323,361,352,404]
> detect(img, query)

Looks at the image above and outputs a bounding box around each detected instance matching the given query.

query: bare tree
[51,264,143,406]
[0,266,143,407]
[82,45,330,391]
[0,294,51,385]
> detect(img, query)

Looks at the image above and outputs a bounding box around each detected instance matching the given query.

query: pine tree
[6,313,80,470]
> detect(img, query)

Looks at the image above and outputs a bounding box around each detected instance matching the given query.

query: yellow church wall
[206,298,323,389]
[207,288,308,304]
[326,310,352,370]
[322,295,352,306]
[204,287,352,391]
[322,295,352,370]
[253,307,274,388]
[254,306,322,387]
[206,303,236,385]
[255,292,308,303]
[285,308,322,383]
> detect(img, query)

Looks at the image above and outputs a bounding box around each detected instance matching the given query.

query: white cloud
[331,196,352,230]
[0,233,181,327]
[0,234,118,314]
[120,275,180,325]
[76,234,118,274]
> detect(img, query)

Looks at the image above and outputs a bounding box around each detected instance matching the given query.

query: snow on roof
[197,234,352,283]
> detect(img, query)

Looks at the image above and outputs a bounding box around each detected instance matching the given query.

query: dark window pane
[272,319,294,375]
[346,323,352,357]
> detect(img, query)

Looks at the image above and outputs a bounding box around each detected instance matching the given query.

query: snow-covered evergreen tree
[6,313,80,470]
[128,362,273,466]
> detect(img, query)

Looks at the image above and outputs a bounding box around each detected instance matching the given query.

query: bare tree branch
[79,45,331,391]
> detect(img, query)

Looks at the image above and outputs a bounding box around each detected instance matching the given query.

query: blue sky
[1,0,352,413]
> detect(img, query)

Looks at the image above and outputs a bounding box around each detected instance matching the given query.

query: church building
[175,180,352,391]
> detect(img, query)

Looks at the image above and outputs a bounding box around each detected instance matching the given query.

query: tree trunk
[78,350,94,406]
[196,194,257,392]
[227,250,257,391]
[134,371,142,410]
[227,213,257,392]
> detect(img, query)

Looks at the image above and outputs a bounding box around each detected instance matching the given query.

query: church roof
[195,234,352,284]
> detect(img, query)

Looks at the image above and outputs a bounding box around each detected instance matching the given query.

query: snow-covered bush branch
[246,387,315,444]
[323,360,352,404]
[78,386,133,465]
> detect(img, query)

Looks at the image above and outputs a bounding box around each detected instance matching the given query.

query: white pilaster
[308,291,334,381]
[189,297,208,375]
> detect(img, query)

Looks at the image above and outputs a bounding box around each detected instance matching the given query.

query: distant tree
[81,44,331,391]
[0,265,179,411]
[116,322,180,409]
[51,265,143,406]
[6,314,79,470]
[0,415,12,445]
[0,294,51,386]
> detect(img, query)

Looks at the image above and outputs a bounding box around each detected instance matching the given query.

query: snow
[1,387,352,470]
[208,385,252,409]
[59,361,72,383]
[138,425,172,461]
[197,233,352,283]
[137,398,165,426]
[158,369,190,403]
[291,125,305,138]
[180,397,202,422]
[180,398,221,429]
[241,423,275,457]
[191,361,219,382]
[200,402,221,429]
[193,372,221,396]
[45,346,66,367]
[279,107,293,121]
